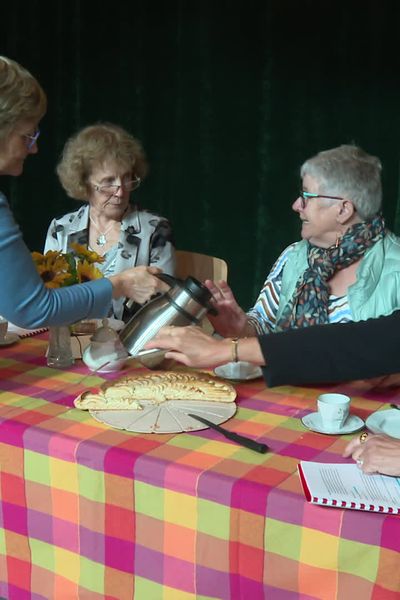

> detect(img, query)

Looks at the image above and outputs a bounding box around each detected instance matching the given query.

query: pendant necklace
[89,216,116,247]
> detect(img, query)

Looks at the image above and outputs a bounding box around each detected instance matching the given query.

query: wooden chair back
[174,250,228,334]
[175,250,228,283]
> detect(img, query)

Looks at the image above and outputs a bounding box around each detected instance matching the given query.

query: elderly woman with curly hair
[0,56,168,330]
[206,144,400,338]
[44,123,175,320]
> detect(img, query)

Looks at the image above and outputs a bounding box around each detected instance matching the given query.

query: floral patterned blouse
[44,203,175,319]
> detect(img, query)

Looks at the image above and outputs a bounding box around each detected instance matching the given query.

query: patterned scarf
[275,214,385,330]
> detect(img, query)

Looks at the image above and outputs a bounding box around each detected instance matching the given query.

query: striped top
[247,243,352,335]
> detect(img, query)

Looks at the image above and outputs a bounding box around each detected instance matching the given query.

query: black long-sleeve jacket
[260,310,400,387]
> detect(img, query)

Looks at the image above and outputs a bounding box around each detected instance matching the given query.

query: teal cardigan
[275,232,400,323]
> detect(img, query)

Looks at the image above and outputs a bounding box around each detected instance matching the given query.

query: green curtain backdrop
[2,0,400,307]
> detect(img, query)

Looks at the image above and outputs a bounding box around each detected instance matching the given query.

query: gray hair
[0,56,47,138]
[300,144,382,220]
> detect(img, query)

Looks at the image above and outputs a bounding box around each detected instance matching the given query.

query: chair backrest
[175,250,228,283]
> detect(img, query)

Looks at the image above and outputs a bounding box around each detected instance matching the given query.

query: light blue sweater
[275,233,400,322]
[0,192,112,328]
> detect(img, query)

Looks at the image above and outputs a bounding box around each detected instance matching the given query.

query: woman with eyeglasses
[44,123,175,320]
[205,144,400,339]
[0,56,169,328]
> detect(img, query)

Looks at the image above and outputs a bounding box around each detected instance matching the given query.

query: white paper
[299,461,400,512]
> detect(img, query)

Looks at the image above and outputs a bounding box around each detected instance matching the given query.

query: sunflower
[36,262,71,288]
[70,243,105,265]
[76,260,103,283]
[32,248,104,288]
[32,250,61,266]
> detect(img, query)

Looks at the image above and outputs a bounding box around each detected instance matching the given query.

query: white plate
[301,412,364,435]
[89,400,237,434]
[214,361,263,381]
[0,332,19,347]
[366,409,400,439]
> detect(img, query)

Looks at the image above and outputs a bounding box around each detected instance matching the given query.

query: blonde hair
[0,56,47,138]
[57,123,149,201]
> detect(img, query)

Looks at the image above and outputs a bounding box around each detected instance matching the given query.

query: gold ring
[359,431,368,443]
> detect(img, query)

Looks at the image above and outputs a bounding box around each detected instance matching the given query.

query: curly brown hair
[57,122,149,201]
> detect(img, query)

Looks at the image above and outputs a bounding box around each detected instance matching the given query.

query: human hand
[343,432,400,476]
[204,279,249,337]
[144,325,232,368]
[109,266,170,303]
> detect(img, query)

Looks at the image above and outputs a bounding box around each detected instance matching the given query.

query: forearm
[236,336,265,364]
[260,311,400,387]
[239,319,260,338]
[0,195,112,327]
[194,336,266,366]
[109,272,130,300]
[4,274,111,329]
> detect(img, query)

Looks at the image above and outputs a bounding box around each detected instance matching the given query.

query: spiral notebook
[298,461,400,514]
[8,323,48,338]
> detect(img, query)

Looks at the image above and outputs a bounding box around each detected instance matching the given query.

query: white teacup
[0,317,8,341]
[317,393,351,431]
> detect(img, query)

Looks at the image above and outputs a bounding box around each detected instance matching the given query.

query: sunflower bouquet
[32,243,104,288]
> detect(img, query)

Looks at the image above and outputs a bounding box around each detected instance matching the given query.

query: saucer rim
[214,364,263,381]
[301,412,364,435]
[365,409,400,439]
[0,332,19,346]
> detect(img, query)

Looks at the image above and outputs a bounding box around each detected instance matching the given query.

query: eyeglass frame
[24,129,40,150]
[92,174,141,196]
[299,190,344,209]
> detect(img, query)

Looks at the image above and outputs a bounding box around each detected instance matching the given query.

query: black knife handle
[223,430,269,454]
[188,413,269,454]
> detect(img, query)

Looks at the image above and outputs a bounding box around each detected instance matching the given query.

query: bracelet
[231,338,239,363]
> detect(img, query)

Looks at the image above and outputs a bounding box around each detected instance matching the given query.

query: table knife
[188,413,269,454]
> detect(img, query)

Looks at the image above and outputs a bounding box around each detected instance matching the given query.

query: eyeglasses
[24,129,40,150]
[92,175,141,196]
[299,190,344,209]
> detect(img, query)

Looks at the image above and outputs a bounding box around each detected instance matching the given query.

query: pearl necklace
[89,216,117,246]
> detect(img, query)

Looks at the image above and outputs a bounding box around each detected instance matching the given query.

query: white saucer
[214,361,263,381]
[366,409,400,439]
[0,332,19,346]
[301,412,365,435]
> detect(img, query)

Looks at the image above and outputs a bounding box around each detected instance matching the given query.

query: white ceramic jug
[83,319,128,373]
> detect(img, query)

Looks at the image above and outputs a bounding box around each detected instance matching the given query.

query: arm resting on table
[260,310,400,386]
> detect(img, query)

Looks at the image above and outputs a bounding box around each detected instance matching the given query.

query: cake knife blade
[188,413,269,454]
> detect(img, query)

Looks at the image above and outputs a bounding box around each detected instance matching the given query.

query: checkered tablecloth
[1,335,399,599]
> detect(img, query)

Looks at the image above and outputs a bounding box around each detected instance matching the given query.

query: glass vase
[47,325,74,368]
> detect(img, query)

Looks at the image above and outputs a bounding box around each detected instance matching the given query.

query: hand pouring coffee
[118,274,217,368]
